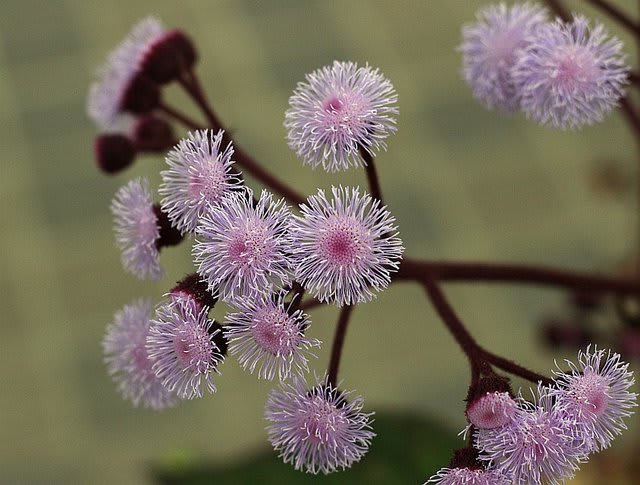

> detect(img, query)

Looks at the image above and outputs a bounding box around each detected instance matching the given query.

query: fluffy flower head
[160,129,242,233]
[87,17,165,129]
[265,375,375,474]
[513,15,629,129]
[290,186,403,306]
[225,291,320,380]
[475,386,587,484]
[285,61,398,172]
[460,2,548,111]
[146,294,224,399]
[111,177,162,280]
[193,188,293,302]
[426,467,511,485]
[103,299,177,409]
[551,347,637,452]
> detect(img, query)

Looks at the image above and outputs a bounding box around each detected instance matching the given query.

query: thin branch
[543,0,570,21]
[178,70,306,206]
[178,74,225,130]
[300,297,323,311]
[233,144,306,206]
[421,275,484,374]
[587,0,640,37]
[619,97,640,136]
[360,148,384,204]
[421,275,553,385]
[483,351,554,386]
[397,259,640,295]
[327,305,355,386]
[287,281,306,313]
[157,102,204,131]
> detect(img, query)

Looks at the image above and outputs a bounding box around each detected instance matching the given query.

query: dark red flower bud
[94,134,136,174]
[153,204,183,249]
[168,31,197,69]
[171,273,218,309]
[120,73,160,115]
[133,115,175,152]
[142,30,197,84]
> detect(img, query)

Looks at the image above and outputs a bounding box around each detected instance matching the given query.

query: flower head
[193,188,294,302]
[265,375,375,474]
[103,299,178,409]
[160,129,242,233]
[146,294,224,399]
[290,186,403,306]
[475,385,587,484]
[87,17,165,129]
[111,177,162,280]
[466,391,518,429]
[425,467,511,485]
[459,2,548,112]
[513,15,629,129]
[225,290,320,380]
[551,347,637,452]
[285,61,398,172]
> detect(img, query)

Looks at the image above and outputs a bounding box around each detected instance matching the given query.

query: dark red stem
[360,148,384,204]
[421,275,552,385]
[179,70,306,206]
[300,297,323,311]
[233,144,306,206]
[586,0,640,37]
[397,259,640,295]
[157,101,203,131]
[179,73,225,130]
[420,275,487,377]
[287,281,306,313]
[543,0,570,20]
[327,305,355,387]
[483,351,553,386]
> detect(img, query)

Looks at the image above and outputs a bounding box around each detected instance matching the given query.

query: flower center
[487,30,521,66]
[319,91,370,136]
[132,340,153,373]
[319,216,371,267]
[304,397,348,444]
[188,157,226,202]
[322,95,344,113]
[551,46,598,91]
[174,326,213,373]
[251,307,300,355]
[227,220,271,268]
[569,370,610,417]
[522,412,557,463]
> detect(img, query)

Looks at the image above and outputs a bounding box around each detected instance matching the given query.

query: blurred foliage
[152,412,458,485]
[1,0,639,483]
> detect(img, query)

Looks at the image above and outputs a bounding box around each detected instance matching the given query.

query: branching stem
[327,305,355,386]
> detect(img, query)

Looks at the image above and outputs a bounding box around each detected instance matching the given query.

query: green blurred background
[1,0,639,483]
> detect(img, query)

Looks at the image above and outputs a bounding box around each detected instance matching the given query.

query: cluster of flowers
[90,17,405,474]
[460,2,629,129]
[89,8,638,480]
[427,347,637,485]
